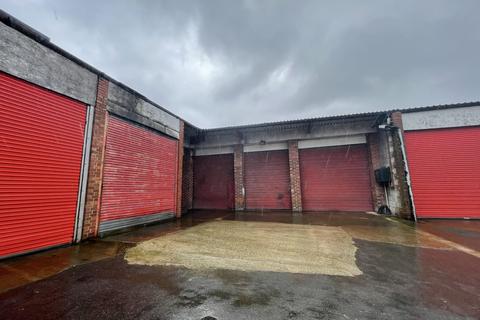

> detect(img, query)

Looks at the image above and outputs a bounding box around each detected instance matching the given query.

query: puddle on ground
[341,224,453,249]
[125,220,362,276]
[0,241,131,293]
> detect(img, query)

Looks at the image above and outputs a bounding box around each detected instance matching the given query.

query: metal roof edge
[389,101,480,114]
[200,101,480,133]
[201,111,384,133]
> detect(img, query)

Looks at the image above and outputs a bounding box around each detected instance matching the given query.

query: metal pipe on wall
[395,126,418,222]
[73,104,95,242]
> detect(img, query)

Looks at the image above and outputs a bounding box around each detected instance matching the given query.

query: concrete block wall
[107,82,180,139]
[401,105,480,131]
[196,119,377,149]
[0,22,97,105]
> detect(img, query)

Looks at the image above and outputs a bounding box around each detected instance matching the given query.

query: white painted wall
[402,105,480,131]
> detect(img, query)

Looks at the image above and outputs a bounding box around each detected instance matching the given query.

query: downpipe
[378,122,418,222]
[395,127,418,222]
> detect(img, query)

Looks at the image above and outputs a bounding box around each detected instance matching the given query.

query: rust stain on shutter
[99,115,178,231]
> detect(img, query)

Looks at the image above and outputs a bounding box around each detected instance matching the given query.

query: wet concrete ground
[1,210,479,319]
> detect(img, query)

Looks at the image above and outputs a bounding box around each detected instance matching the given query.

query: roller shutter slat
[99,116,177,223]
[193,154,234,209]
[244,150,291,210]
[405,127,480,218]
[0,72,86,257]
[299,145,373,212]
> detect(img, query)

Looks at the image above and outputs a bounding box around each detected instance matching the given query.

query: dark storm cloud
[2,0,479,127]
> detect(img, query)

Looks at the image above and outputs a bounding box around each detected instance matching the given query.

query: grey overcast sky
[2,1,479,128]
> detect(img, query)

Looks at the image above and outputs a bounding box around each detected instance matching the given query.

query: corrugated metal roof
[199,101,480,133]
[203,111,382,132]
[391,101,480,114]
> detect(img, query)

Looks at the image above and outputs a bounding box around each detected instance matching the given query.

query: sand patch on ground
[125,220,362,276]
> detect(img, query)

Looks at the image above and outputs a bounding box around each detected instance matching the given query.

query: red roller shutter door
[193,154,234,209]
[0,72,86,257]
[99,115,178,231]
[299,145,373,212]
[244,150,292,210]
[404,127,480,218]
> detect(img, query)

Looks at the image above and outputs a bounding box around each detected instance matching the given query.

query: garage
[299,144,373,212]
[404,126,480,218]
[244,150,291,210]
[0,72,87,257]
[98,115,178,233]
[193,154,234,209]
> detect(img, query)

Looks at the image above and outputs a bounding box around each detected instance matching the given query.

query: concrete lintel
[195,120,376,150]
[244,142,288,153]
[195,146,234,156]
[107,102,179,139]
[108,82,180,132]
[298,134,366,149]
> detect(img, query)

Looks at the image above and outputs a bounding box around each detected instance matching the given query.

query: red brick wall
[391,111,404,131]
[233,144,245,210]
[288,141,302,212]
[367,133,385,211]
[82,77,109,239]
[175,121,184,217]
[181,148,194,213]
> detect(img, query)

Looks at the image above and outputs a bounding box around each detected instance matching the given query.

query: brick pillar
[175,121,185,218]
[233,144,245,210]
[367,133,385,211]
[82,77,109,239]
[390,111,413,219]
[288,141,303,212]
[181,148,194,213]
